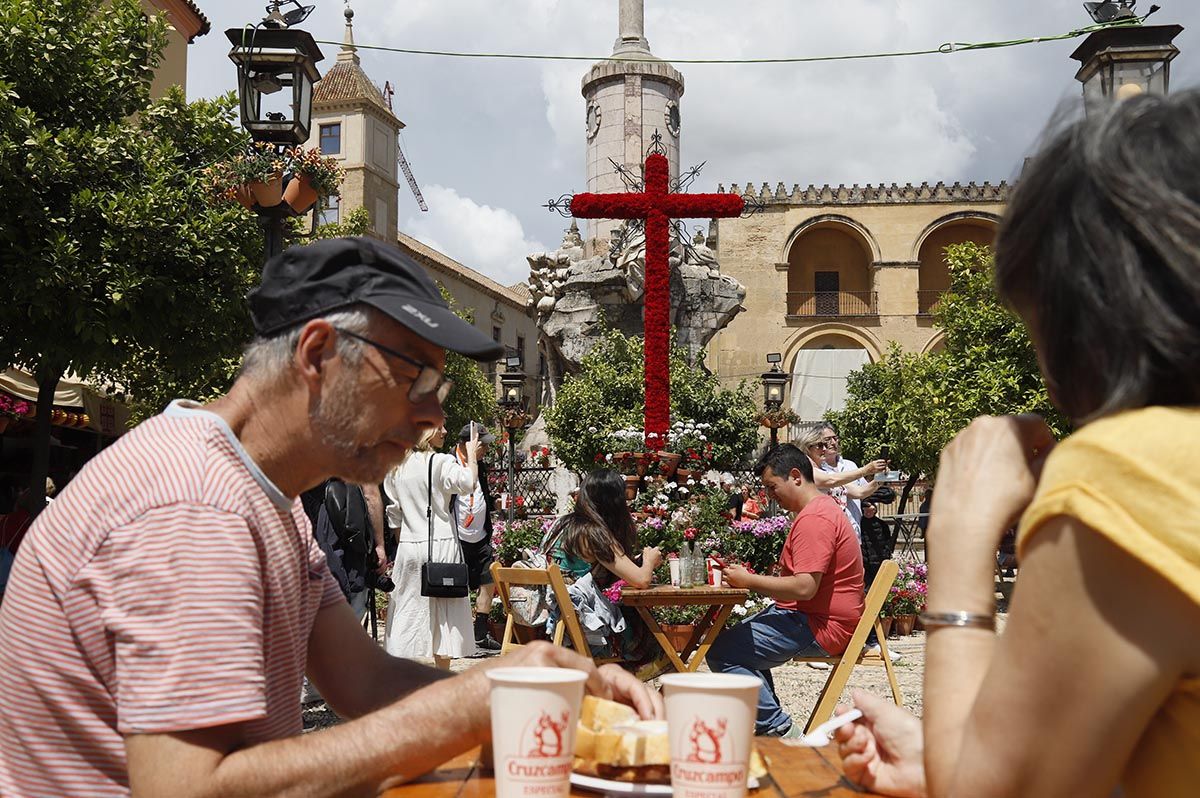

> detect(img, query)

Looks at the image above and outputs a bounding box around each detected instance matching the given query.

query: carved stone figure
[526,222,746,403]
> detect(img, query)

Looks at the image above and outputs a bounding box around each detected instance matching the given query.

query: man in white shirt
[453,421,501,652]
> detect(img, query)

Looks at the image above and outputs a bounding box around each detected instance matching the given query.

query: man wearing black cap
[451,421,501,652]
[0,237,661,797]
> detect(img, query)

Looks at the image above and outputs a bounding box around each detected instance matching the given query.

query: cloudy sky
[188,1,1200,284]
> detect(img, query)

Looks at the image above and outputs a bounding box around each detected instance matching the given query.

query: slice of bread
[572,696,768,785]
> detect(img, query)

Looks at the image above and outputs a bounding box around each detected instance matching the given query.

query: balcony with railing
[786,291,878,318]
[917,290,945,317]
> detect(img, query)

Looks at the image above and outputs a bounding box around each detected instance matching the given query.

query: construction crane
[383,81,428,213]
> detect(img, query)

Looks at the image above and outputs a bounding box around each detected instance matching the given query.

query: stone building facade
[711,181,1007,424]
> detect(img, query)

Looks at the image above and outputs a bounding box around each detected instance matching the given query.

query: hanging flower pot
[249,170,284,208]
[283,172,319,214]
[675,468,697,483]
[657,451,682,478]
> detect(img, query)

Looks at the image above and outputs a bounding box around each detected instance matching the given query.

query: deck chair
[490,562,591,656]
[792,559,904,734]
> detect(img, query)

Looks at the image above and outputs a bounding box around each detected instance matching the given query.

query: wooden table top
[619,584,750,607]
[380,738,877,797]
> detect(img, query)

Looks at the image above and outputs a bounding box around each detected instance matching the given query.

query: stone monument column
[581,0,684,258]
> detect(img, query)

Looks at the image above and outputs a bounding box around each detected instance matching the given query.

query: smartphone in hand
[875,445,892,481]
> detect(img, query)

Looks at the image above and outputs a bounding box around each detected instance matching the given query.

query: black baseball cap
[459,421,496,444]
[247,236,504,361]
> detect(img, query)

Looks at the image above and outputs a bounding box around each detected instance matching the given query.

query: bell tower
[306,3,403,240]
[580,0,684,257]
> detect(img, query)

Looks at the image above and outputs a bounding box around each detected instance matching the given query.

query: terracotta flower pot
[879,616,894,639]
[249,170,284,208]
[284,172,319,213]
[623,474,640,502]
[657,451,682,478]
[675,468,698,483]
[659,623,697,653]
[893,614,916,636]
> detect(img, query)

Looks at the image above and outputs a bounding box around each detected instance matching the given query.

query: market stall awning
[0,368,130,436]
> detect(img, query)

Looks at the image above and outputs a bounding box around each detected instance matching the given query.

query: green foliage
[0,0,274,503]
[544,329,759,473]
[291,205,370,244]
[436,284,498,442]
[828,243,1069,479]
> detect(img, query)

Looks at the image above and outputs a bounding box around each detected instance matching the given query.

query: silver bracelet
[918,610,995,631]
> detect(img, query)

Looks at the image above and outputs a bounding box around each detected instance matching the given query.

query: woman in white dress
[383,424,482,668]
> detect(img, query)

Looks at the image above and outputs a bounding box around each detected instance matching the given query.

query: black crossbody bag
[419,454,470,598]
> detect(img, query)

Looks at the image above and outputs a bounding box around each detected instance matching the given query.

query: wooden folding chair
[792,559,904,734]
[490,562,590,655]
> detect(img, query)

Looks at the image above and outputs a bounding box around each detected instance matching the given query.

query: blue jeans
[705,605,828,735]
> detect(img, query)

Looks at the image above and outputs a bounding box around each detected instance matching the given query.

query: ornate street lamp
[1071,5,1182,113]
[760,353,789,450]
[225,25,322,146]
[499,355,528,525]
[226,5,324,259]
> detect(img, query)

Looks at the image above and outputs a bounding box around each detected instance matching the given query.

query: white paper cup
[487,667,587,798]
[669,559,681,587]
[709,567,722,587]
[660,673,760,798]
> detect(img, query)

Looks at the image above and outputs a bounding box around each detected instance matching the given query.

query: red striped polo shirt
[0,401,343,797]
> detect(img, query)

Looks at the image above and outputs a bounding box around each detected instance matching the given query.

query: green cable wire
[312,19,1139,66]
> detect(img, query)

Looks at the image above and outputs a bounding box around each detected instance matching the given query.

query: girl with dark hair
[546,469,662,669]
[834,90,1200,798]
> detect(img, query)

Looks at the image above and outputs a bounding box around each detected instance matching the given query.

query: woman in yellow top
[833,91,1200,797]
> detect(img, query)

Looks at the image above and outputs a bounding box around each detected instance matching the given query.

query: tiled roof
[395,232,529,310]
[313,59,389,111]
[507,283,532,303]
[181,0,210,38]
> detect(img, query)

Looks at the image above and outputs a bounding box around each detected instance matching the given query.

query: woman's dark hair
[754,444,814,483]
[995,90,1200,423]
[554,469,638,579]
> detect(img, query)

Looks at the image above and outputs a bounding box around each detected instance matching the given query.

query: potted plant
[756,407,800,430]
[535,445,552,469]
[651,604,706,651]
[487,599,508,645]
[284,146,343,214]
[886,561,928,635]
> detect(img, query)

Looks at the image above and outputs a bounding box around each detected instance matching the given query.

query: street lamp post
[760,353,789,450]
[499,356,528,526]
[226,5,324,260]
[1071,8,1182,114]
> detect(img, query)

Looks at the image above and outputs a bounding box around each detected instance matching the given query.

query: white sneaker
[865,643,901,662]
[805,662,831,670]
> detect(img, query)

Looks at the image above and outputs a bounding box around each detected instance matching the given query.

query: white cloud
[402,185,548,285]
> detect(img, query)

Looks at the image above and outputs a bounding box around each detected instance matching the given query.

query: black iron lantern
[500,355,526,412]
[761,353,788,411]
[1071,22,1182,112]
[226,26,324,146]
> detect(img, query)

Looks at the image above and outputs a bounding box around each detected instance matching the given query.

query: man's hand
[374,543,389,576]
[721,563,754,589]
[834,690,926,798]
[485,642,663,720]
[863,459,889,475]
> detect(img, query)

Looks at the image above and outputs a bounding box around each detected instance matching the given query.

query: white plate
[569,772,759,795]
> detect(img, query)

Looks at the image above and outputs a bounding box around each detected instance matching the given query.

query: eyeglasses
[334,327,454,404]
[821,435,839,443]
[809,442,828,450]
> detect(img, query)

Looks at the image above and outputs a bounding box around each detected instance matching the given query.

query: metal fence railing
[786,291,878,317]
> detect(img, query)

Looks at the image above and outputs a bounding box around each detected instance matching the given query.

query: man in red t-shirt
[707,443,865,737]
